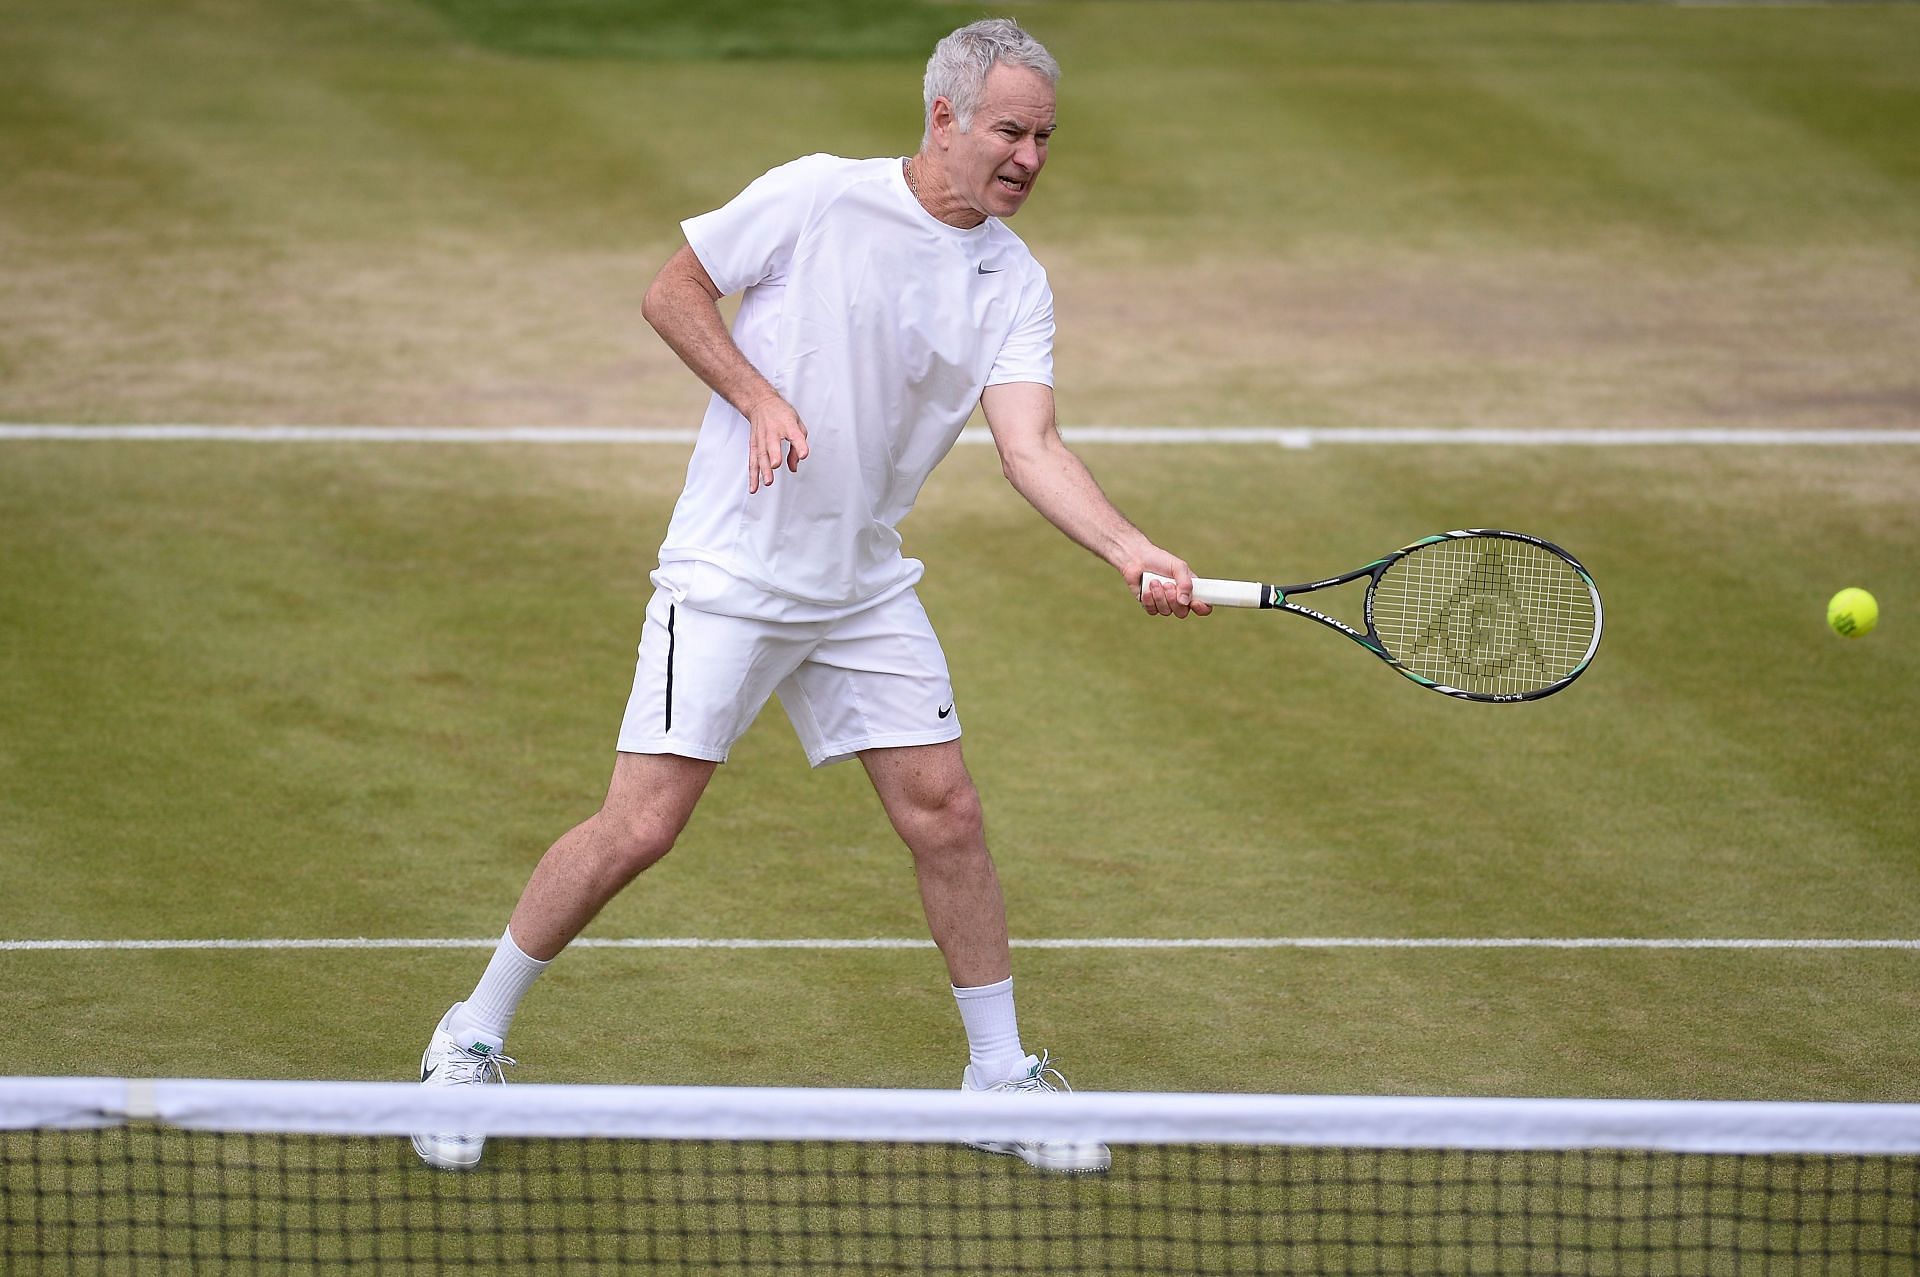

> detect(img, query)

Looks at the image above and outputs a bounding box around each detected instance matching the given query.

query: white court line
[3,424,1920,447]
[3,936,1916,952]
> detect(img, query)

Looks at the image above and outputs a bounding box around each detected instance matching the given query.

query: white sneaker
[961,1051,1111,1174]
[410,1003,515,1169]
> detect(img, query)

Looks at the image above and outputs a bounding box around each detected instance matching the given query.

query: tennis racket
[1142,529,1602,702]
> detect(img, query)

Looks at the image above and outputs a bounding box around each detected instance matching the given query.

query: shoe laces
[443,1042,517,1086]
[993,1050,1073,1095]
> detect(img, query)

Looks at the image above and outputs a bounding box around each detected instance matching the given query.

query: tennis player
[413,18,1206,1175]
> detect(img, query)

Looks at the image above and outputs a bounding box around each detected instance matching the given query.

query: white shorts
[616,585,961,768]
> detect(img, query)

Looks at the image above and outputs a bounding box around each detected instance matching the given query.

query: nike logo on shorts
[938,703,955,719]
[976,263,1001,275]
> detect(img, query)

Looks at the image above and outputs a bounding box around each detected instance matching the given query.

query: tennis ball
[1827,587,1878,639]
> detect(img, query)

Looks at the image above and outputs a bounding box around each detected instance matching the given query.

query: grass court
[3,0,1918,1112]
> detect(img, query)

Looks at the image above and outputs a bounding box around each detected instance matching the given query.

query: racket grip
[1139,572,1265,609]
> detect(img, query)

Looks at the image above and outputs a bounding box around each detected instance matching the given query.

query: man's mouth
[996,174,1030,194]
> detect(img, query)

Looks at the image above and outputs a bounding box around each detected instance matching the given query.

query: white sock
[450,927,551,1046]
[953,976,1026,1084]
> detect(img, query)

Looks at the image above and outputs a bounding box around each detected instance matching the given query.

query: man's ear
[928,96,960,150]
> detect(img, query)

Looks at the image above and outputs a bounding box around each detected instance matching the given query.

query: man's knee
[896,779,986,856]
[591,752,714,883]
[592,808,681,882]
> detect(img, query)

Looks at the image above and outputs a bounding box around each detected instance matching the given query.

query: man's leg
[509,751,718,960]
[456,585,806,1048]
[859,741,1008,989]
[793,594,1016,1069]
[412,751,715,1169]
[862,740,1110,1174]
[456,750,717,1046]
[860,741,1025,1080]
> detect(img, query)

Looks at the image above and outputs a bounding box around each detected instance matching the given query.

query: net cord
[5,1079,1918,1154]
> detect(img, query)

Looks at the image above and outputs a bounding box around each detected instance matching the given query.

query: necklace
[904,156,919,200]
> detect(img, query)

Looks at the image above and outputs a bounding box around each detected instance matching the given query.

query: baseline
[4,936,1917,953]
[5,424,1920,447]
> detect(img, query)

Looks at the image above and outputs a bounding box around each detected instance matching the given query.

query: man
[412,18,1206,1176]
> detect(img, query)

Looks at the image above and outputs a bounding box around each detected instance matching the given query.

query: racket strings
[1371,538,1597,697]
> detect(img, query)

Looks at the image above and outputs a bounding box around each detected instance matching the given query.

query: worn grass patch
[5,1,1917,426]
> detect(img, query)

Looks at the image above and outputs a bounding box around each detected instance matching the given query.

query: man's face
[943,64,1055,220]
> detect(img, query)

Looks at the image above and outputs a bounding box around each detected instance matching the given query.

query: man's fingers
[1137,571,1209,619]
[750,432,782,491]
[749,418,808,490]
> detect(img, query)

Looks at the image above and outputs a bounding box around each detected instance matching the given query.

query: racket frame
[1153,529,1603,703]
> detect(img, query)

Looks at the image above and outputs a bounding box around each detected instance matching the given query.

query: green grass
[2,441,1915,1100]
[412,0,978,60]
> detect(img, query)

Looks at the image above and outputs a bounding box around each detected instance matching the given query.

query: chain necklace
[904,156,919,201]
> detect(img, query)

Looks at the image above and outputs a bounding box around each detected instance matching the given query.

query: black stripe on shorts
[664,604,676,732]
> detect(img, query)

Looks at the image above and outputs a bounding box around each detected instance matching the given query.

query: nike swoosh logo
[938,703,954,719]
[976,264,1001,275]
[422,1063,439,1082]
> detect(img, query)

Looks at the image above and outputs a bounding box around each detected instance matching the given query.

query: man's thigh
[601,749,718,838]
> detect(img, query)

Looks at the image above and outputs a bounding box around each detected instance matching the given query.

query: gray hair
[922,19,1059,145]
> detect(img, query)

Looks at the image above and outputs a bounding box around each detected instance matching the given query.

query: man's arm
[641,244,809,493]
[980,381,1209,618]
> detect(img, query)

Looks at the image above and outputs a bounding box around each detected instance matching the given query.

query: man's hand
[747,395,810,493]
[1130,552,1212,619]
[641,245,805,494]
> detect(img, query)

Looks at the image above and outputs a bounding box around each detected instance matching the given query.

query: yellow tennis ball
[1827,588,1878,639]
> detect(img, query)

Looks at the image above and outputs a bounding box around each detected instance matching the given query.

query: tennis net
[4,1078,1916,1274]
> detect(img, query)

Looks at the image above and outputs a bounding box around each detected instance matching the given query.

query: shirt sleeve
[680,154,836,298]
[985,266,1055,388]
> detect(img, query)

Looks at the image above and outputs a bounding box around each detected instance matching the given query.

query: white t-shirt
[656,154,1055,620]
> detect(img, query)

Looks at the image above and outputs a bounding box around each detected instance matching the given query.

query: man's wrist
[1104,531,1154,572]
[737,386,784,420]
